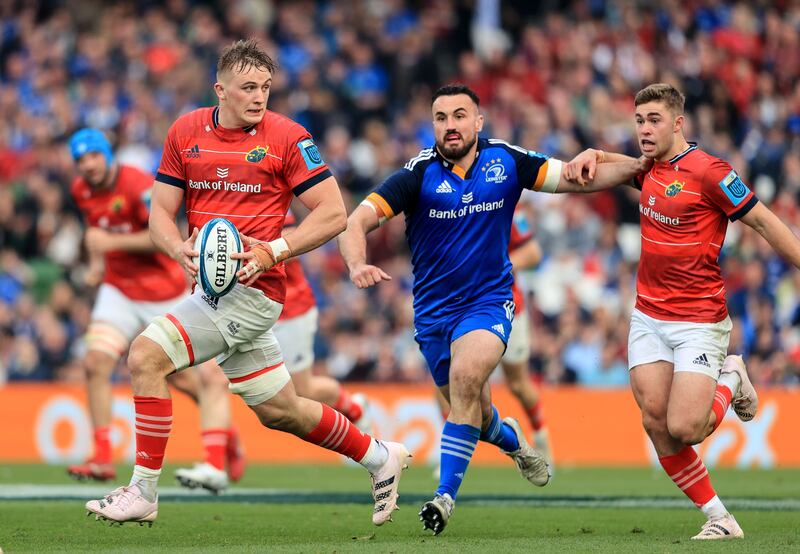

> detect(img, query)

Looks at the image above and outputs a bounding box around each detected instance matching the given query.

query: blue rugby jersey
[365,138,562,324]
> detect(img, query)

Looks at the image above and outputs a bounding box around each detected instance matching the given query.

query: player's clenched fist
[349,264,392,289]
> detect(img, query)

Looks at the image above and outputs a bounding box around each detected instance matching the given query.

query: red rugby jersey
[156,107,332,303]
[71,165,187,301]
[509,209,534,315]
[633,143,757,322]
[279,211,316,320]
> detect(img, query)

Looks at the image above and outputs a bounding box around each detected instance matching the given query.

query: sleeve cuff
[730,196,758,221]
[292,169,332,196]
[156,172,185,189]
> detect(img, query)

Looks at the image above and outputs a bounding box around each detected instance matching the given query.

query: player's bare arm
[555,156,652,193]
[509,240,541,271]
[84,227,155,255]
[149,180,199,277]
[234,176,347,285]
[338,203,392,289]
[740,201,800,268]
[564,148,638,184]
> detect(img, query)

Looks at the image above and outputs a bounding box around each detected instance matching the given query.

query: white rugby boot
[370,441,411,525]
[175,462,229,494]
[419,493,454,535]
[351,392,374,435]
[691,513,744,540]
[85,484,158,526]
[502,417,551,486]
[721,355,758,421]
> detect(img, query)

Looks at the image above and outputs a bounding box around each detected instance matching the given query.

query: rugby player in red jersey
[68,129,244,487]
[567,83,800,540]
[85,40,409,527]
[274,211,373,433]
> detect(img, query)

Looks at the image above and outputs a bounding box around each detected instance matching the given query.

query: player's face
[75,151,109,188]
[216,65,272,127]
[634,101,683,160]
[432,94,484,162]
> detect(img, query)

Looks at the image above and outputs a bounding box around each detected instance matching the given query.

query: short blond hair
[634,83,685,114]
[217,39,276,80]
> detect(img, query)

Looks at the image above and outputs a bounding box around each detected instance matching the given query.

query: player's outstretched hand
[565,148,603,186]
[349,264,392,289]
[176,227,200,278]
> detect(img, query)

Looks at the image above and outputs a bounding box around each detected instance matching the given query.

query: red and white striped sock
[333,389,363,423]
[201,429,228,470]
[93,426,111,464]
[710,384,733,433]
[303,403,372,462]
[659,445,727,519]
[133,396,172,470]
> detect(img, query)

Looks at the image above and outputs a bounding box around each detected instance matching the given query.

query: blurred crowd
[1,0,800,387]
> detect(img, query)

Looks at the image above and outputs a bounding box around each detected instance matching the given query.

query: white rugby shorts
[91,283,189,342]
[502,310,531,364]
[141,283,290,404]
[272,307,318,374]
[628,308,732,379]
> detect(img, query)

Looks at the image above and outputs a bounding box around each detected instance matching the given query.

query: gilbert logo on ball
[194,218,242,297]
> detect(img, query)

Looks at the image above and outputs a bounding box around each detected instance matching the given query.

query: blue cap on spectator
[69,128,113,165]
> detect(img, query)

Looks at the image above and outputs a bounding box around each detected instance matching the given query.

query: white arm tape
[359,199,387,226]
[268,237,290,260]
[539,158,563,193]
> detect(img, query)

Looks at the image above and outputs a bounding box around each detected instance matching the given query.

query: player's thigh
[449,300,512,382]
[502,311,530,365]
[629,360,673,422]
[87,284,144,361]
[666,370,717,432]
[272,307,317,374]
[450,329,506,390]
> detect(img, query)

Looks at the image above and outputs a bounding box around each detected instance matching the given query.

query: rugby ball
[193,218,242,297]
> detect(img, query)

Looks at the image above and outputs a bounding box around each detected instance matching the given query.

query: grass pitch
[0,463,798,553]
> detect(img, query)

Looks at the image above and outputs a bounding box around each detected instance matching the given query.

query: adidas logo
[455,472,464,479]
[692,353,711,368]
[184,144,201,159]
[436,180,454,193]
[136,451,151,460]
[492,323,505,337]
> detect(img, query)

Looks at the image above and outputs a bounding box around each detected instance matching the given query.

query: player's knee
[641,411,667,437]
[667,419,705,445]
[128,335,170,379]
[84,350,115,380]
[449,371,484,399]
[254,401,298,431]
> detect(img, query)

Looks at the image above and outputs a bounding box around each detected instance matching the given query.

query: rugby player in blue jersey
[339,84,648,535]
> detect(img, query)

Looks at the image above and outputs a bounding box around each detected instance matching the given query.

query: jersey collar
[667,142,697,165]
[211,107,258,138]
